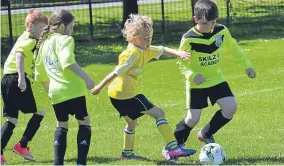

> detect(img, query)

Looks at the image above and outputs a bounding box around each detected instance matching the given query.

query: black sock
[54,127,68,165]
[202,110,231,137]
[20,114,44,148]
[77,125,91,165]
[174,119,192,145]
[1,121,15,154]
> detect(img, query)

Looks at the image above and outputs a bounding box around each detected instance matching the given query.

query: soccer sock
[77,125,91,165]
[54,127,68,165]
[174,119,193,146]
[20,114,44,148]
[202,110,231,137]
[156,119,178,150]
[122,128,135,156]
[1,121,15,154]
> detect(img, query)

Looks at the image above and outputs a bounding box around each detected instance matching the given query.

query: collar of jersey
[193,26,214,36]
[128,43,143,52]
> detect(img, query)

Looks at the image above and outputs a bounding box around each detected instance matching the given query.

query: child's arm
[68,63,94,89]
[91,71,117,95]
[224,27,256,78]
[177,37,204,84]
[163,47,190,60]
[16,52,26,92]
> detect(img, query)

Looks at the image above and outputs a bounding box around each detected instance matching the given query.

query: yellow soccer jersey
[108,44,164,99]
[178,24,252,89]
[4,31,36,76]
[35,33,85,104]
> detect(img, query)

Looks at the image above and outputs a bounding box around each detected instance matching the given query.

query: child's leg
[202,97,236,138]
[77,116,91,165]
[122,116,136,156]
[142,107,178,150]
[19,110,45,148]
[54,121,68,165]
[174,108,202,145]
[1,117,17,155]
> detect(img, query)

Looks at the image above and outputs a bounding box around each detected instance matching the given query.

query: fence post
[88,0,94,42]
[226,0,230,26]
[161,0,165,40]
[8,0,13,47]
[191,0,197,24]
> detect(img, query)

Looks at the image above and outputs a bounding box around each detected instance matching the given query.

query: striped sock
[123,128,135,156]
[156,119,178,150]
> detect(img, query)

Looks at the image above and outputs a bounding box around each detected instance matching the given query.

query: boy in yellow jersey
[174,0,257,146]
[34,10,94,165]
[1,10,48,164]
[91,14,196,161]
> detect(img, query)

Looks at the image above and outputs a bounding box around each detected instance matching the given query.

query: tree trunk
[122,0,138,28]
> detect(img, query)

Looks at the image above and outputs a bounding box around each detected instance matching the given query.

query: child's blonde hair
[25,9,48,29]
[122,14,153,42]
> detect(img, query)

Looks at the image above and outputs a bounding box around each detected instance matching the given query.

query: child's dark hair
[35,9,74,57]
[194,0,219,21]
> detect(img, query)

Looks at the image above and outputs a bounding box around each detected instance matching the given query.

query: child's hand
[85,78,94,90]
[245,68,256,78]
[91,86,101,95]
[179,51,190,60]
[194,74,205,85]
[18,76,26,92]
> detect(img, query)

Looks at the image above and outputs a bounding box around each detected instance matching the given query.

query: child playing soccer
[173,0,257,146]
[34,9,94,165]
[1,9,48,164]
[91,14,196,161]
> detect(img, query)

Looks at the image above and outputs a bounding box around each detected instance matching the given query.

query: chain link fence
[1,0,284,48]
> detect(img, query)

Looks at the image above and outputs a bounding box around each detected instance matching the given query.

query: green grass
[1,36,284,165]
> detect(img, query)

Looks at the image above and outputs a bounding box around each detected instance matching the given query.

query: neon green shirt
[35,33,85,104]
[178,24,252,88]
[4,31,36,76]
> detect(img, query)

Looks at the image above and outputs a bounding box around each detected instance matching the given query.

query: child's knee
[7,117,18,126]
[150,107,165,119]
[34,110,46,116]
[77,116,90,126]
[126,120,136,130]
[57,121,68,129]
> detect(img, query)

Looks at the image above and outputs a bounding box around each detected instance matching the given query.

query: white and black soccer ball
[199,143,226,165]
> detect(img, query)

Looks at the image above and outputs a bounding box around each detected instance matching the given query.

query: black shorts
[1,73,37,118]
[110,94,155,120]
[52,96,88,122]
[190,82,234,109]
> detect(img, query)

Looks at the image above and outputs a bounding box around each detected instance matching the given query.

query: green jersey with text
[178,24,252,88]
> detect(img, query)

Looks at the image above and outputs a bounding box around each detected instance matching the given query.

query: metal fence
[1,0,284,47]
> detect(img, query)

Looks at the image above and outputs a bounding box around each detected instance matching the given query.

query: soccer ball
[199,143,226,165]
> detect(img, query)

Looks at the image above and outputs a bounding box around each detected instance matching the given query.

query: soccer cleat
[120,152,147,161]
[13,143,35,161]
[1,155,7,165]
[197,130,215,144]
[162,146,196,161]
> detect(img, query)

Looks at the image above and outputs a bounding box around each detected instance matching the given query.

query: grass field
[0,34,284,165]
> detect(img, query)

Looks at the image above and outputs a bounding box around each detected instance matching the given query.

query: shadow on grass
[225,156,284,165]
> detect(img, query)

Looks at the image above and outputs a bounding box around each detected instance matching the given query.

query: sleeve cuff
[155,47,164,60]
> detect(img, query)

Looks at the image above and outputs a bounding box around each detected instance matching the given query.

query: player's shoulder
[16,31,36,49]
[56,34,74,43]
[182,27,199,39]
[213,24,231,35]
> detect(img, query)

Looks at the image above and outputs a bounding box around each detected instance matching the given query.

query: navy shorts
[190,82,234,109]
[110,94,155,120]
[52,96,88,122]
[1,73,37,118]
